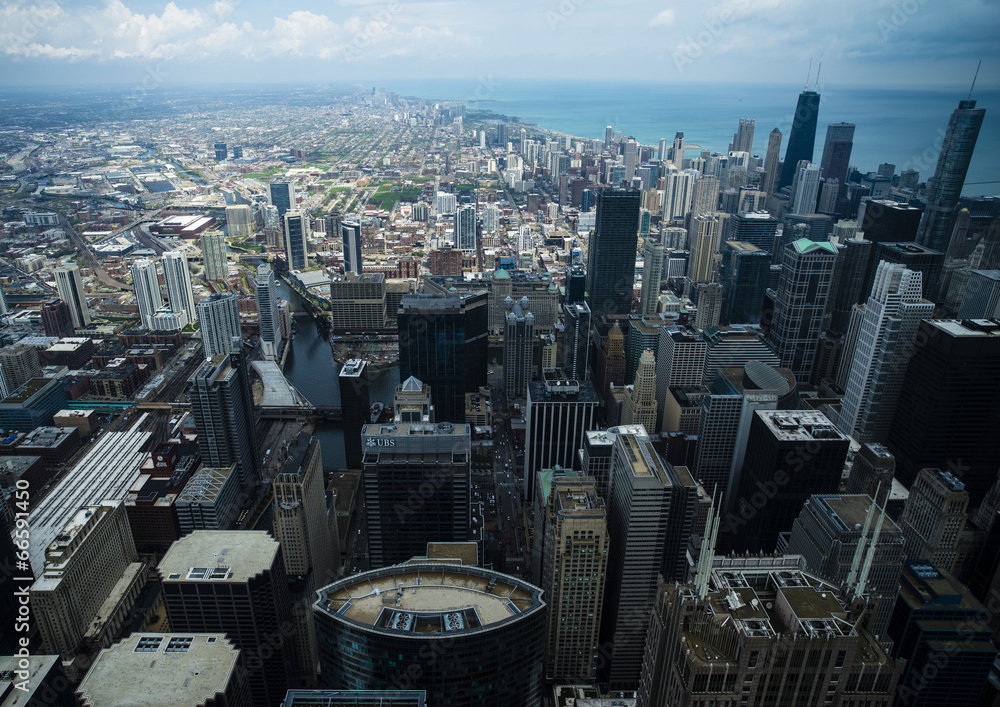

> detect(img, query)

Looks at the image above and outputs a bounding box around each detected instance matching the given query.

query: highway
[58,213,133,291]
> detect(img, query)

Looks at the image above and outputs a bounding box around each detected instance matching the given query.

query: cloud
[649,9,676,27]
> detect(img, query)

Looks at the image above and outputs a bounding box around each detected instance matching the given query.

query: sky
[0,0,997,87]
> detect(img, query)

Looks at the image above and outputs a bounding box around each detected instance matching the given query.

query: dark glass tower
[719,241,771,324]
[341,221,362,275]
[338,359,370,469]
[819,122,855,186]
[269,181,295,218]
[915,99,986,254]
[586,188,640,319]
[723,211,778,253]
[778,90,821,191]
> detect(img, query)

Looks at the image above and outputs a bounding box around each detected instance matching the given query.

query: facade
[820,121,856,186]
[269,181,296,218]
[54,264,91,329]
[285,212,310,270]
[724,211,779,253]
[339,359,369,469]
[719,241,770,325]
[0,342,42,400]
[130,258,162,329]
[789,161,821,214]
[455,204,476,251]
[586,188,641,319]
[766,239,837,379]
[0,377,69,431]
[314,563,546,706]
[162,250,198,324]
[640,237,665,315]
[200,230,228,281]
[861,241,943,304]
[561,300,591,381]
[329,273,387,333]
[692,390,743,507]
[186,350,258,489]
[174,464,240,533]
[503,296,534,400]
[686,215,719,285]
[254,263,282,359]
[41,298,75,338]
[341,221,362,275]
[846,442,896,508]
[159,531,295,707]
[778,90,821,190]
[621,349,658,434]
[362,422,471,567]
[225,203,253,238]
[76,633,250,707]
[958,269,1000,318]
[655,326,707,429]
[762,128,782,196]
[898,468,968,573]
[196,292,241,358]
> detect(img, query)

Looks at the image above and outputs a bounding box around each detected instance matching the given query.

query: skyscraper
[284,211,309,270]
[196,292,241,358]
[503,296,534,400]
[686,214,720,285]
[729,117,755,153]
[766,239,837,379]
[661,169,696,223]
[200,229,228,281]
[897,468,968,572]
[621,349,658,434]
[640,237,664,315]
[254,263,282,359]
[41,298,74,338]
[130,258,162,329]
[540,474,608,682]
[819,122,855,186]
[837,263,934,442]
[159,531,294,707]
[586,188,640,319]
[454,204,476,251]
[958,269,1000,318]
[214,142,227,160]
[54,264,90,329]
[361,421,471,567]
[692,390,743,506]
[671,131,685,168]
[762,127,782,196]
[915,99,986,254]
[723,210,778,252]
[600,432,698,689]
[689,173,719,216]
[561,300,591,382]
[693,282,723,331]
[187,347,258,489]
[789,161,821,214]
[341,220,362,275]
[225,204,253,238]
[339,359,369,469]
[719,241,771,324]
[162,250,197,324]
[778,89,821,191]
[269,181,296,219]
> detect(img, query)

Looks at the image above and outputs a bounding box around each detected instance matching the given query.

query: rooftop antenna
[969,59,982,99]
[814,59,823,91]
[805,58,813,91]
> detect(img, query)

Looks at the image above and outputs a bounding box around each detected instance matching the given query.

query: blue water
[383,80,998,196]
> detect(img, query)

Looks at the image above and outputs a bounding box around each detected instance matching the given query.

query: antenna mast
[805,58,813,90]
[814,61,823,90]
[969,59,982,99]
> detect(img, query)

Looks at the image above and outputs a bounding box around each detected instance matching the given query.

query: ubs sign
[365,437,396,448]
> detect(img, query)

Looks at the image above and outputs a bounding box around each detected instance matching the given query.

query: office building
[656,326,708,427]
[640,237,665,314]
[362,422,471,567]
[639,555,904,707]
[0,377,68,431]
[846,442,896,508]
[273,432,337,583]
[41,298,74,338]
[837,263,934,442]
[0,656,74,707]
[225,204,253,238]
[524,376,599,503]
[694,283,723,330]
[887,562,997,707]
[54,264,91,329]
[686,215,720,285]
[314,563,545,706]
[787,494,904,638]
[561,300,590,381]
[958,269,1000,318]
[886,319,1000,500]
[76,633,250,707]
[200,230,228,281]
[187,348,258,489]
[454,205,476,251]
[393,376,432,423]
[196,293,241,358]
[723,211,779,252]
[213,142,227,160]
[269,181,296,218]
[915,99,987,254]
[789,161,821,215]
[254,263,282,359]
[859,199,922,244]
[398,293,487,424]
[778,89,821,191]
[692,389,743,506]
[819,122,855,186]
[339,359,369,470]
[762,127,782,196]
[586,188,641,319]
[175,464,240,533]
[159,531,294,707]
[503,296,534,400]
[130,259,162,329]
[766,239,837,379]
[539,474,609,682]
[0,343,41,400]
[827,236,873,332]
[701,325,781,383]
[626,316,662,385]
[285,211,309,270]
[341,221,362,275]
[281,692,426,707]
[30,501,139,660]
[329,273,386,333]
[898,468,968,573]
[719,241,770,325]
[600,432,698,689]
[621,349,658,434]
[730,410,850,552]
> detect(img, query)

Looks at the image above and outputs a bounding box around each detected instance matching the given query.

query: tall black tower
[586,188,640,319]
[778,90,821,191]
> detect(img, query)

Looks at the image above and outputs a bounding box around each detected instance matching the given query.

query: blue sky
[0,0,997,86]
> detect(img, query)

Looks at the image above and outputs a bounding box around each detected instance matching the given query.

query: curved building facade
[313,563,546,706]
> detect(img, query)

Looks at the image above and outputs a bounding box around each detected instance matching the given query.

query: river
[279,282,400,470]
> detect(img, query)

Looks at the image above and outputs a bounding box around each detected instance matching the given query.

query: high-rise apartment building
[661,168,696,223]
[200,230,228,281]
[778,89,821,191]
[586,188,641,319]
[640,237,665,315]
[762,127,782,196]
[269,181,296,218]
[455,204,476,251]
[41,298,74,338]
[214,142,227,160]
[689,173,719,217]
[898,468,968,572]
[561,300,591,381]
[767,239,837,379]
[196,292,241,359]
[361,421,471,567]
[621,349,658,434]
[719,241,770,324]
[0,343,42,400]
[162,250,197,324]
[503,296,534,400]
[686,215,720,285]
[600,432,698,689]
[915,99,986,254]
[254,263,282,360]
[837,263,934,442]
[540,474,609,682]
[285,211,309,270]
[159,531,294,707]
[225,204,253,238]
[729,117,755,153]
[819,122,855,186]
[54,264,91,329]
[789,161,821,214]
[187,348,258,489]
[341,220,362,275]
[130,258,162,329]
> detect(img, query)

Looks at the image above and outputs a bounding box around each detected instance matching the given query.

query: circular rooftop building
[313,563,546,706]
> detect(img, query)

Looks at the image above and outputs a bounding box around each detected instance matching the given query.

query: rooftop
[159,530,279,584]
[757,410,847,443]
[928,318,1000,337]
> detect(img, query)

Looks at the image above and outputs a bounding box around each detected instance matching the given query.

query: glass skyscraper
[586,188,640,319]
[778,90,821,191]
[719,241,771,325]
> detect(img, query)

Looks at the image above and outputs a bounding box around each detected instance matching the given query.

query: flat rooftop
[76,633,239,707]
[316,563,543,634]
[757,410,847,443]
[159,530,279,584]
[0,655,62,706]
[821,495,900,533]
[928,318,1000,337]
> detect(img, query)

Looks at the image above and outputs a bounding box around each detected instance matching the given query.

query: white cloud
[649,9,676,27]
